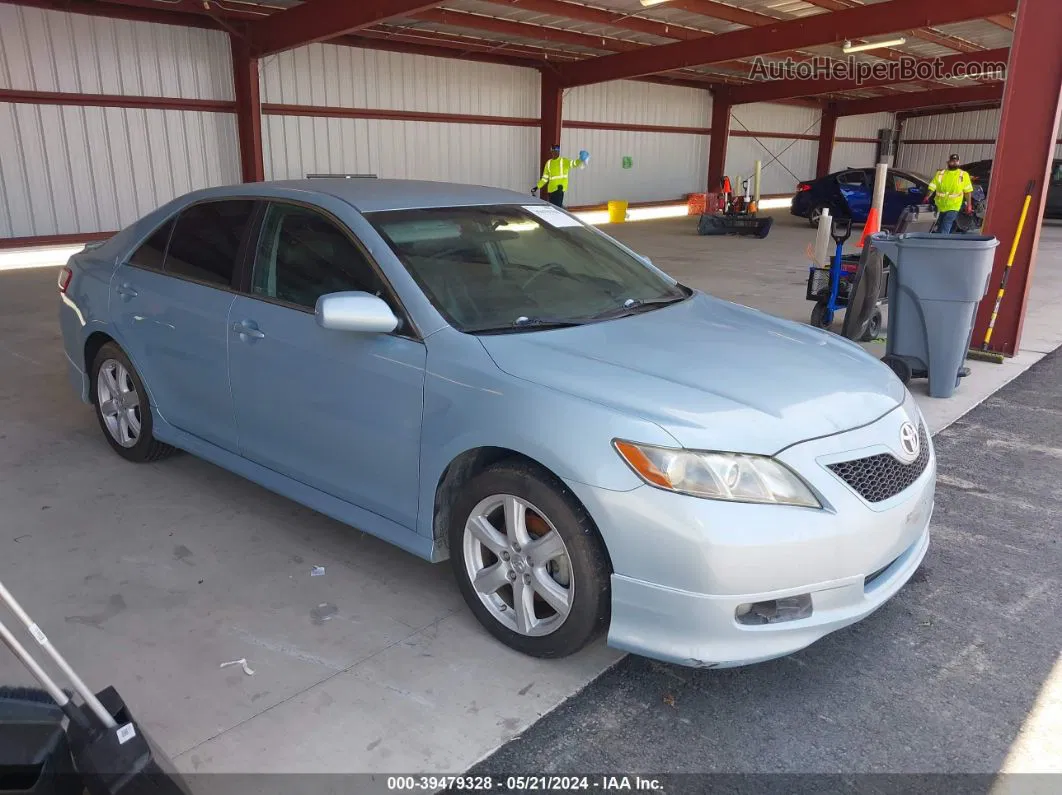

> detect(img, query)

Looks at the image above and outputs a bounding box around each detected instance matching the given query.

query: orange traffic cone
[855,207,881,248]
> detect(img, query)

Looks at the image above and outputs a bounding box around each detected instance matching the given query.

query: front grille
[827,424,930,503]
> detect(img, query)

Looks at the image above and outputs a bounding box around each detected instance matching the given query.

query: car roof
[193,179,536,213]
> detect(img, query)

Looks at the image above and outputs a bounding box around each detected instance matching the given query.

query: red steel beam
[799,0,984,53]
[833,83,1003,116]
[4,0,230,28]
[554,0,1016,87]
[667,0,778,29]
[896,101,1001,121]
[231,33,263,183]
[817,104,838,177]
[478,0,707,41]
[354,26,580,64]
[248,0,443,57]
[706,92,731,192]
[413,8,641,51]
[0,88,234,112]
[409,9,772,77]
[730,48,1009,105]
[972,0,1062,356]
[540,70,563,169]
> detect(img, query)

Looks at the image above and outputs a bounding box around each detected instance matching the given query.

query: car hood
[478,293,905,454]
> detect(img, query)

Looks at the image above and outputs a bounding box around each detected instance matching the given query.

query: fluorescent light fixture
[842,37,906,54]
[639,0,671,7]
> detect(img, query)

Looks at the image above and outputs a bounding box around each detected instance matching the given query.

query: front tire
[91,342,175,463]
[449,462,610,658]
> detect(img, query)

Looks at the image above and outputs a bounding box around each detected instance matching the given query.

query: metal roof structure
[17,0,1015,113]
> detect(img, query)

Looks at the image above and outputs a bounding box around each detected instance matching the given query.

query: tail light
[797,183,812,192]
[57,266,73,294]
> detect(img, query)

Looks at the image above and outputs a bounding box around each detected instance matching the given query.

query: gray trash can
[868,232,998,398]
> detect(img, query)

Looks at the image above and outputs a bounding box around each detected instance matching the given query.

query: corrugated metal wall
[897,108,1062,175]
[560,127,708,206]
[260,43,537,117]
[262,115,536,190]
[831,112,893,172]
[0,105,239,238]
[0,5,238,239]
[562,80,711,127]
[727,103,821,194]
[560,81,710,206]
[897,109,1001,175]
[0,5,233,98]
[259,43,539,191]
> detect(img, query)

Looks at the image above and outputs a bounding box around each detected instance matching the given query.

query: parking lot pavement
[465,348,1062,791]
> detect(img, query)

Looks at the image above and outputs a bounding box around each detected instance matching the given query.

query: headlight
[613,440,821,508]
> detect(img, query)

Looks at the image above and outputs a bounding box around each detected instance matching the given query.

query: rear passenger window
[164,201,254,288]
[128,218,174,271]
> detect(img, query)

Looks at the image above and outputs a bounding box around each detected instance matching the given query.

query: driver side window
[252,203,383,310]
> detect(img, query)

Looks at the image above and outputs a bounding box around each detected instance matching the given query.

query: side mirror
[315,291,399,334]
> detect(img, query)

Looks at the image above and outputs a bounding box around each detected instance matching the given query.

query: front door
[837,170,871,220]
[110,200,255,452]
[227,201,426,530]
[883,171,925,225]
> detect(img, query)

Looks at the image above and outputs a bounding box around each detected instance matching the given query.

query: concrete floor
[1,213,1061,778]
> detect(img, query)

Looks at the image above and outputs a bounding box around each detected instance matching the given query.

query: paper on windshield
[523,205,582,228]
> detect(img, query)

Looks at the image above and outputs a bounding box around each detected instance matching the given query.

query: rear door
[110,199,255,452]
[836,170,871,220]
[227,201,426,529]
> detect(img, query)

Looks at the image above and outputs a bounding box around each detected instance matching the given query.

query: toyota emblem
[898,422,920,461]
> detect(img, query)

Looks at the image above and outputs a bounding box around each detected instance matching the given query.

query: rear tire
[808,205,827,228]
[91,343,176,463]
[449,462,610,658]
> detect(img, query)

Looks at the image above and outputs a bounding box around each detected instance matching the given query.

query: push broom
[968,180,1035,365]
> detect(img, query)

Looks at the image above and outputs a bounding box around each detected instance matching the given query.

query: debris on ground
[663,693,676,708]
[311,603,338,625]
[310,565,325,576]
[220,658,255,676]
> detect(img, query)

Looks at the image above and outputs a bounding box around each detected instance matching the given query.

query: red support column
[540,70,563,170]
[816,104,838,178]
[231,33,264,183]
[972,0,1062,356]
[707,91,731,192]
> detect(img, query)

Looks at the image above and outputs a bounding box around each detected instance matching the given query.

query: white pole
[753,160,761,206]
[872,161,888,218]
[814,208,832,267]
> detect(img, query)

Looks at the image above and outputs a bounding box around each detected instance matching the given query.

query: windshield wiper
[586,294,687,321]
[467,316,586,334]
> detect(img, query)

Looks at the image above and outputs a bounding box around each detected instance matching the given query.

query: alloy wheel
[462,494,574,637]
[96,359,141,448]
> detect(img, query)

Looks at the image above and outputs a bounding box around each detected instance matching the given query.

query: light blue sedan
[58,180,935,667]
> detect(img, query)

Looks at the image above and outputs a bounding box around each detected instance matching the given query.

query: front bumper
[568,395,935,668]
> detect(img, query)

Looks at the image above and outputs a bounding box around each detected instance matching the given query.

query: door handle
[116,282,138,300]
[232,320,266,340]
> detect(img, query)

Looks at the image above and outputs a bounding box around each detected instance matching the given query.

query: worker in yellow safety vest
[923,153,974,234]
[533,144,587,207]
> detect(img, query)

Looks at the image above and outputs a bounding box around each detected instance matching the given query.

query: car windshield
[367,204,689,333]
